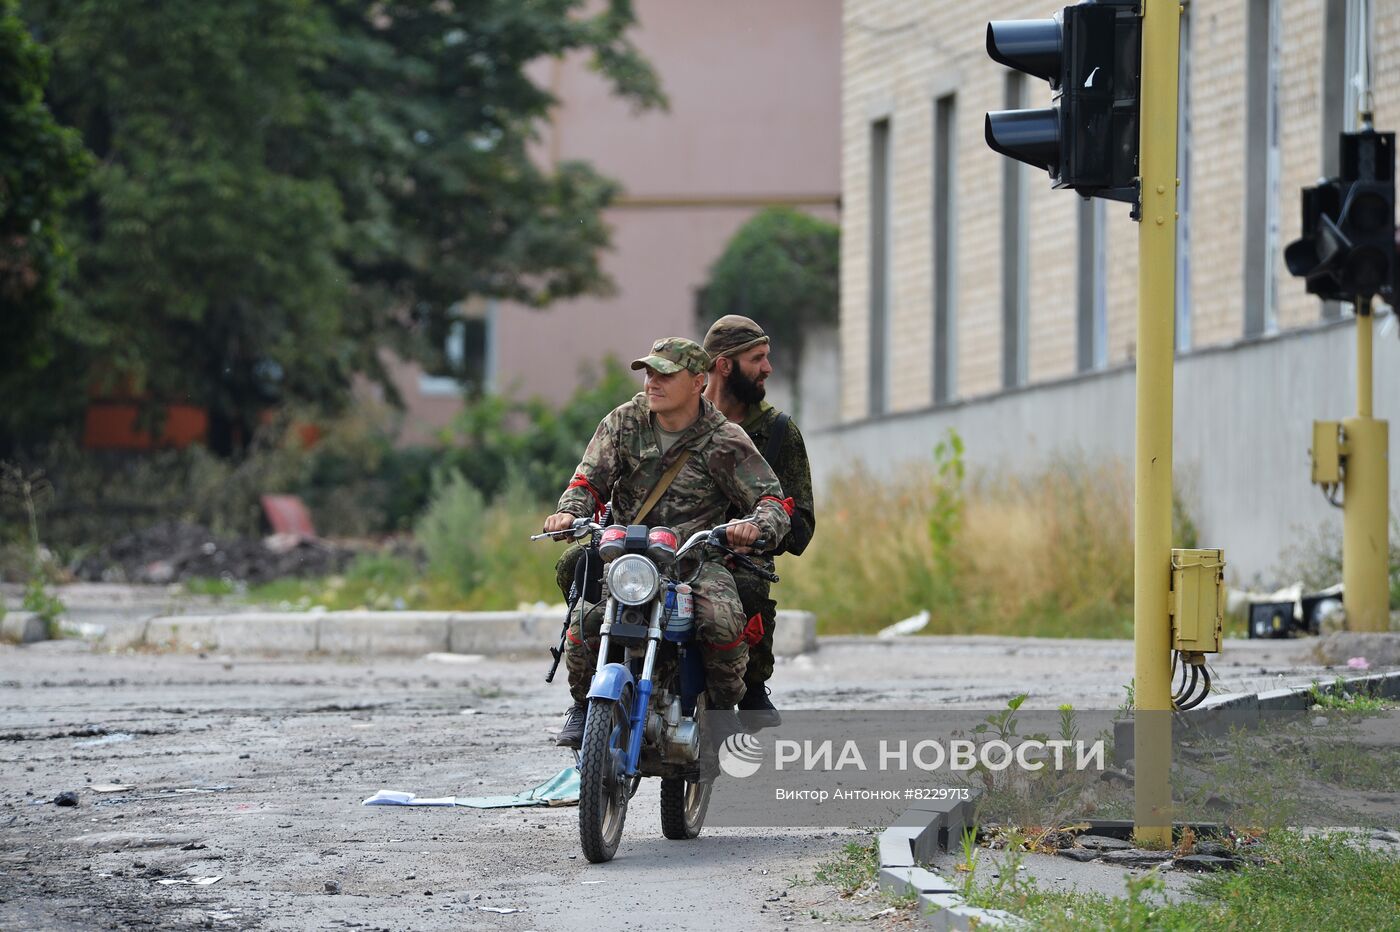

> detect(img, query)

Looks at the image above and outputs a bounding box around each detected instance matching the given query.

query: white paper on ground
[361,790,457,807]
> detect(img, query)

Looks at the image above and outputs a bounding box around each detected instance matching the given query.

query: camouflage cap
[630,337,710,376]
[702,315,769,361]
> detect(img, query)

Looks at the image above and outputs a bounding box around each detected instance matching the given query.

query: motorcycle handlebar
[529,518,602,542]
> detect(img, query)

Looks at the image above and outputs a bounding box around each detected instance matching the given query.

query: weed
[955,827,980,893]
[1,464,65,635]
[1118,679,1136,716]
[183,577,238,598]
[813,838,879,897]
[958,830,1400,930]
[1307,676,1393,713]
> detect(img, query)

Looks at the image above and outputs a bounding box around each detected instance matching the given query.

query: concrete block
[318,612,450,655]
[1255,687,1312,712]
[937,802,972,856]
[879,829,917,867]
[1186,693,1261,738]
[447,610,562,655]
[878,865,959,897]
[1313,632,1400,667]
[773,610,817,656]
[0,611,48,643]
[207,614,319,653]
[889,808,937,830]
[1112,718,1134,767]
[58,616,152,650]
[144,616,221,650]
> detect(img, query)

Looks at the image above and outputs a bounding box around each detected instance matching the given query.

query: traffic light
[985,0,1141,205]
[1285,128,1396,304]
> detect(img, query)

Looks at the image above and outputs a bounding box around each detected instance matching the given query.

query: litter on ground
[361,767,579,809]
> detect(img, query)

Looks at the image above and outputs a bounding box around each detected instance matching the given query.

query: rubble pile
[75,521,355,585]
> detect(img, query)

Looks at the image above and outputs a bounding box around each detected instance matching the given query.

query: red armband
[760,495,795,517]
[742,613,765,646]
[566,473,606,519]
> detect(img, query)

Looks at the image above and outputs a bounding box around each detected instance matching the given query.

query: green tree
[0,0,90,442]
[12,0,664,452]
[697,206,839,417]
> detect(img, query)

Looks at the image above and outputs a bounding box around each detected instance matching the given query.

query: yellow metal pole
[1357,298,1373,419]
[1343,303,1390,632]
[1132,0,1181,848]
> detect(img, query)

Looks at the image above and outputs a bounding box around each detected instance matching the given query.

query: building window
[1077,198,1108,371]
[418,301,496,397]
[1321,0,1369,319]
[1244,0,1282,337]
[869,118,892,416]
[1002,73,1029,388]
[1176,0,1193,350]
[932,93,957,404]
[1343,0,1369,132]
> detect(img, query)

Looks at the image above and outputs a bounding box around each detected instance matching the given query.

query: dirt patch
[73,522,355,585]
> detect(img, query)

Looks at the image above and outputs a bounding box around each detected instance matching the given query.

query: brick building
[839,0,1399,418]
[825,0,1400,582]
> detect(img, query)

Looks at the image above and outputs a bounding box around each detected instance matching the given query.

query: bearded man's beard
[725,364,766,405]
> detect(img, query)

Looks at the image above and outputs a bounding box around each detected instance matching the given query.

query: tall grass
[779,444,1191,638]
[248,434,1200,638]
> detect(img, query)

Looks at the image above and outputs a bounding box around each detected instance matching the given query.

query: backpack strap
[631,449,693,525]
[763,412,791,468]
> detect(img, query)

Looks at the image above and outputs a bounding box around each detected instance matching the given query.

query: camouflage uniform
[730,400,815,688]
[553,338,792,708]
[702,316,816,692]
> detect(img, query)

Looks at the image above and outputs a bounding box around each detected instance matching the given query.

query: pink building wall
[389,0,841,443]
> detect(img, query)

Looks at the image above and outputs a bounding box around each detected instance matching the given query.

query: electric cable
[1322,482,1344,509]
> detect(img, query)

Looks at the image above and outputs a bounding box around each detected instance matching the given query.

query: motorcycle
[532,517,778,863]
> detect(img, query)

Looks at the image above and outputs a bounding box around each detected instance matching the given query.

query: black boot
[737,683,781,729]
[555,702,586,748]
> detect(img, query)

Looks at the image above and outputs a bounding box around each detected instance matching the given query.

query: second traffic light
[985,0,1141,205]
[1284,128,1396,305]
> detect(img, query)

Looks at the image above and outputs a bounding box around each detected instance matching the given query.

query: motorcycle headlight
[607,554,660,606]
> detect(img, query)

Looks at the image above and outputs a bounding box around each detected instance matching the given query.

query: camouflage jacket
[735,401,815,557]
[556,393,792,547]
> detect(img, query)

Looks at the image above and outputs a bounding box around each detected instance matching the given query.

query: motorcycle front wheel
[578,691,631,863]
[660,694,712,840]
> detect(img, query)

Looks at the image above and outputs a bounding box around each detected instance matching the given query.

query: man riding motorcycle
[542,337,793,748]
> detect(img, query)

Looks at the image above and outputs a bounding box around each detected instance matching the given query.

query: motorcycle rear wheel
[660,694,712,840]
[578,692,631,863]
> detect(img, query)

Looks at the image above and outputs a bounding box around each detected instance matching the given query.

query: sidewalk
[1,584,818,658]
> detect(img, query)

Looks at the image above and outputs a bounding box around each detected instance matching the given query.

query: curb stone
[1113,670,1400,758]
[877,670,1400,928]
[876,791,1024,929]
[1,611,47,644]
[68,608,820,658]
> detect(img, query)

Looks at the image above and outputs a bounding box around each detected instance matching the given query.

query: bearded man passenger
[702,315,815,726]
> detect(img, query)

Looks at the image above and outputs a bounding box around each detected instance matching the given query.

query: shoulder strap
[631,449,693,525]
[763,412,790,467]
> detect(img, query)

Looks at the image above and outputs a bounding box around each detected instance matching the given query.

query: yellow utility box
[1170,548,1225,653]
[1311,420,1341,485]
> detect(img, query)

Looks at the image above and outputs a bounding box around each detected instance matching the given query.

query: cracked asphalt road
[1,633,1332,930]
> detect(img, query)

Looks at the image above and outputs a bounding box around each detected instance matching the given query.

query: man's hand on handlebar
[723,520,763,552]
[543,512,579,536]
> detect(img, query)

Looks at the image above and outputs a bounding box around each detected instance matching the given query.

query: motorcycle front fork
[592,599,663,777]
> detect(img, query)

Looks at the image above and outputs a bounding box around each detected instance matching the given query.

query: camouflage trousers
[730,564,777,689]
[555,547,748,707]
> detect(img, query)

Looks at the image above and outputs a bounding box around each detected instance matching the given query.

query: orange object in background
[83,403,208,450]
[260,494,317,537]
